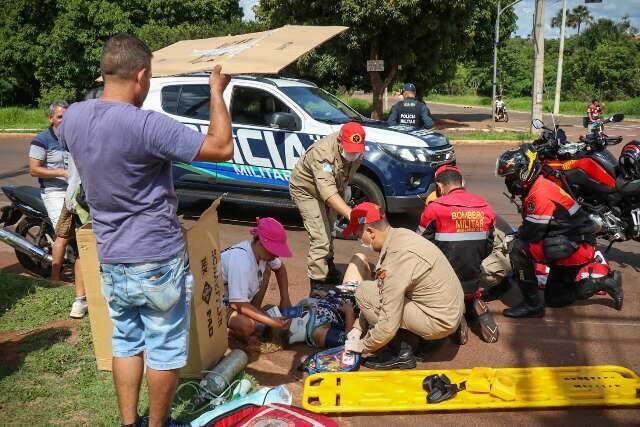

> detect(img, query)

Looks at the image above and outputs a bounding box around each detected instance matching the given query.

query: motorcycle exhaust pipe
[0,228,52,265]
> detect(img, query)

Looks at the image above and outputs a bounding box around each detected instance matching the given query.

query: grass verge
[0,107,48,130]
[448,130,534,141]
[425,95,640,119]
[0,271,148,426]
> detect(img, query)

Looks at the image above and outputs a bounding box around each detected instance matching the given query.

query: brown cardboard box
[151,25,347,77]
[76,200,228,378]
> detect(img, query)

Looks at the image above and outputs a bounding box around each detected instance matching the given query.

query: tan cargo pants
[355,280,458,341]
[479,229,512,288]
[293,196,336,280]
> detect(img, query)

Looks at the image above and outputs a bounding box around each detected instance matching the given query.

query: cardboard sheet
[78,200,228,378]
[151,25,348,77]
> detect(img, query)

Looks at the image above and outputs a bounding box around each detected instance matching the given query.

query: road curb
[0,133,37,139]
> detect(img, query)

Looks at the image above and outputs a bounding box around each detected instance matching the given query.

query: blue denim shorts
[100,250,193,370]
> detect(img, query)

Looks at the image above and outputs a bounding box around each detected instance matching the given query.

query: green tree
[0,0,245,106]
[258,0,516,119]
[570,5,593,36]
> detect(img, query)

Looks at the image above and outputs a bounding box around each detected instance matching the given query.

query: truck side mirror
[266,112,298,131]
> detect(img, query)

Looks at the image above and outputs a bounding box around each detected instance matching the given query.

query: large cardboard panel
[151,25,348,77]
[77,200,227,378]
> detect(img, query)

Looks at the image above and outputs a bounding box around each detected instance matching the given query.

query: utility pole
[531,0,545,133]
[553,0,568,115]
[491,0,523,122]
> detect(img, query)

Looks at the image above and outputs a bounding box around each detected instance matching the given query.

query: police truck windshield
[281,87,362,124]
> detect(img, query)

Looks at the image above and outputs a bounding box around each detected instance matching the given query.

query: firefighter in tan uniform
[341,202,465,370]
[289,122,366,296]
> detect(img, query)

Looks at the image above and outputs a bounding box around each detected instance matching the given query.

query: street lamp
[491,0,523,121]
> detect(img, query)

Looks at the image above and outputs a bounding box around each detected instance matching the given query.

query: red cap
[342,202,385,237]
[434,164,460,179]
[340,122,366,153]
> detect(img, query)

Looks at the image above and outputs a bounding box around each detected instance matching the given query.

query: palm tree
[551,8,568,30]
[571,5,593,35]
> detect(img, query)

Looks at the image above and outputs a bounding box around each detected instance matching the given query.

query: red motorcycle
[531,116,640,246]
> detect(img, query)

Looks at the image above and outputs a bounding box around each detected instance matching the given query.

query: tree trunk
[368,41,397,120]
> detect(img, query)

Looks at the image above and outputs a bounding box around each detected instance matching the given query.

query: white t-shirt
[221,239,283,303]
[496,100,505,108]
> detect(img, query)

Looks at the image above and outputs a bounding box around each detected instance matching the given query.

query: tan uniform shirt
[289,132,361,202]
[359,228,465,353]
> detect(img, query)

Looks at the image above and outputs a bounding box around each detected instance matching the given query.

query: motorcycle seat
[616,176,640,196]
[13,186,47,214]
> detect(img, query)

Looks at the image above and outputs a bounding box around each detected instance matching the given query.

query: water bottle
[199,349,249,397]
[281,305,304,319]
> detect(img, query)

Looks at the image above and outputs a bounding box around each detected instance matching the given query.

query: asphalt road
[1,135,639,425]
[428,101,640,142]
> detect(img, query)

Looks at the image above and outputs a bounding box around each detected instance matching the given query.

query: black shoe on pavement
[452,316,468,345]
[363,330,418,370]
[503,301,545,318]
[415,338,447,362]
[471,298,499,343]
[605,271,624,311]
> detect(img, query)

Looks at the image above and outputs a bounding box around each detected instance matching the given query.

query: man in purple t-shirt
[60,34,233,427]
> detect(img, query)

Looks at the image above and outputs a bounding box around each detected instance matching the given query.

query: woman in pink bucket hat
[221,217,294,337]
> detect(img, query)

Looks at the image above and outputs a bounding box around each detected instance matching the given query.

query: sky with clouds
[513,0,640,38]
[239,0,639,39]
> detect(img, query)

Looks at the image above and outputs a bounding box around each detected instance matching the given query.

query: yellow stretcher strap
[302,365,640,413]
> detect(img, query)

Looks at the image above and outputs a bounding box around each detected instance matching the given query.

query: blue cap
[402,83,416,93]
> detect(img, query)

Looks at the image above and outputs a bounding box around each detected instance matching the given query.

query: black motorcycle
[0,185,75,277]
[530,116,640,247]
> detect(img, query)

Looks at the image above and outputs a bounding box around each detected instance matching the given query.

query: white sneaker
[70,299,88,319]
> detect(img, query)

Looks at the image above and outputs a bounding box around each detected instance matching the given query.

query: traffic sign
[366,60,384,72]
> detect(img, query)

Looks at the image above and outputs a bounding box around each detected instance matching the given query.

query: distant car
[86,75,455,224]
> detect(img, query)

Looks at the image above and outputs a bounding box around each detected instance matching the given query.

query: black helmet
[619,141,640,180]
[591,96,599,103]
[495,144,541,195]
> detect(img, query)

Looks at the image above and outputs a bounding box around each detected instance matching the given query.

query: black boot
[326,257,343,284]
[575,271,623,310]
[503,301,545,318]
[481,277,513,302]
[363,330,419,370]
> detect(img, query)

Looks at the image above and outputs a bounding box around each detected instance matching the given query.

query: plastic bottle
[281,305,304,319]
[199,349,249,397]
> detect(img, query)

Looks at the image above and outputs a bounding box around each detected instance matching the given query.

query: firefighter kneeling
[496,144,623,318]
[417,165,499,343]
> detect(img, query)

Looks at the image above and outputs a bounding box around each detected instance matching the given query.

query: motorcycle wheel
[503,112,509,123]
[15,217,53,277]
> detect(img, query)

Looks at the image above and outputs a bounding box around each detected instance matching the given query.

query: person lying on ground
[288,292,358,348]
[222,217,294,337]
[341,202,465,370]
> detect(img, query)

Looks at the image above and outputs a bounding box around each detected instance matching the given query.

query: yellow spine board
[302,365,640,413]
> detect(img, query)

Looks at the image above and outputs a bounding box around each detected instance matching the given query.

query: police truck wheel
[334,173,386,240]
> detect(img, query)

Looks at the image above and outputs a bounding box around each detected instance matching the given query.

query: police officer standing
[342,202,465,370]
[496,144,623,318]
[387,83,433,129]
[289,122,366,296]
[417,165,499,343]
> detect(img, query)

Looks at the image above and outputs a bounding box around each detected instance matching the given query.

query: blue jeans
[100,250,193,370]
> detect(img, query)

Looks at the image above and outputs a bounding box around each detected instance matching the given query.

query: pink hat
[250,217,292,258]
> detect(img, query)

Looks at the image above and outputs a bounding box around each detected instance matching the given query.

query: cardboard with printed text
[77,199,228,378]
[151,25,348,77]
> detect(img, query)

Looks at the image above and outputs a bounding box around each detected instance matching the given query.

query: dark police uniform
[387,97,433,129]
